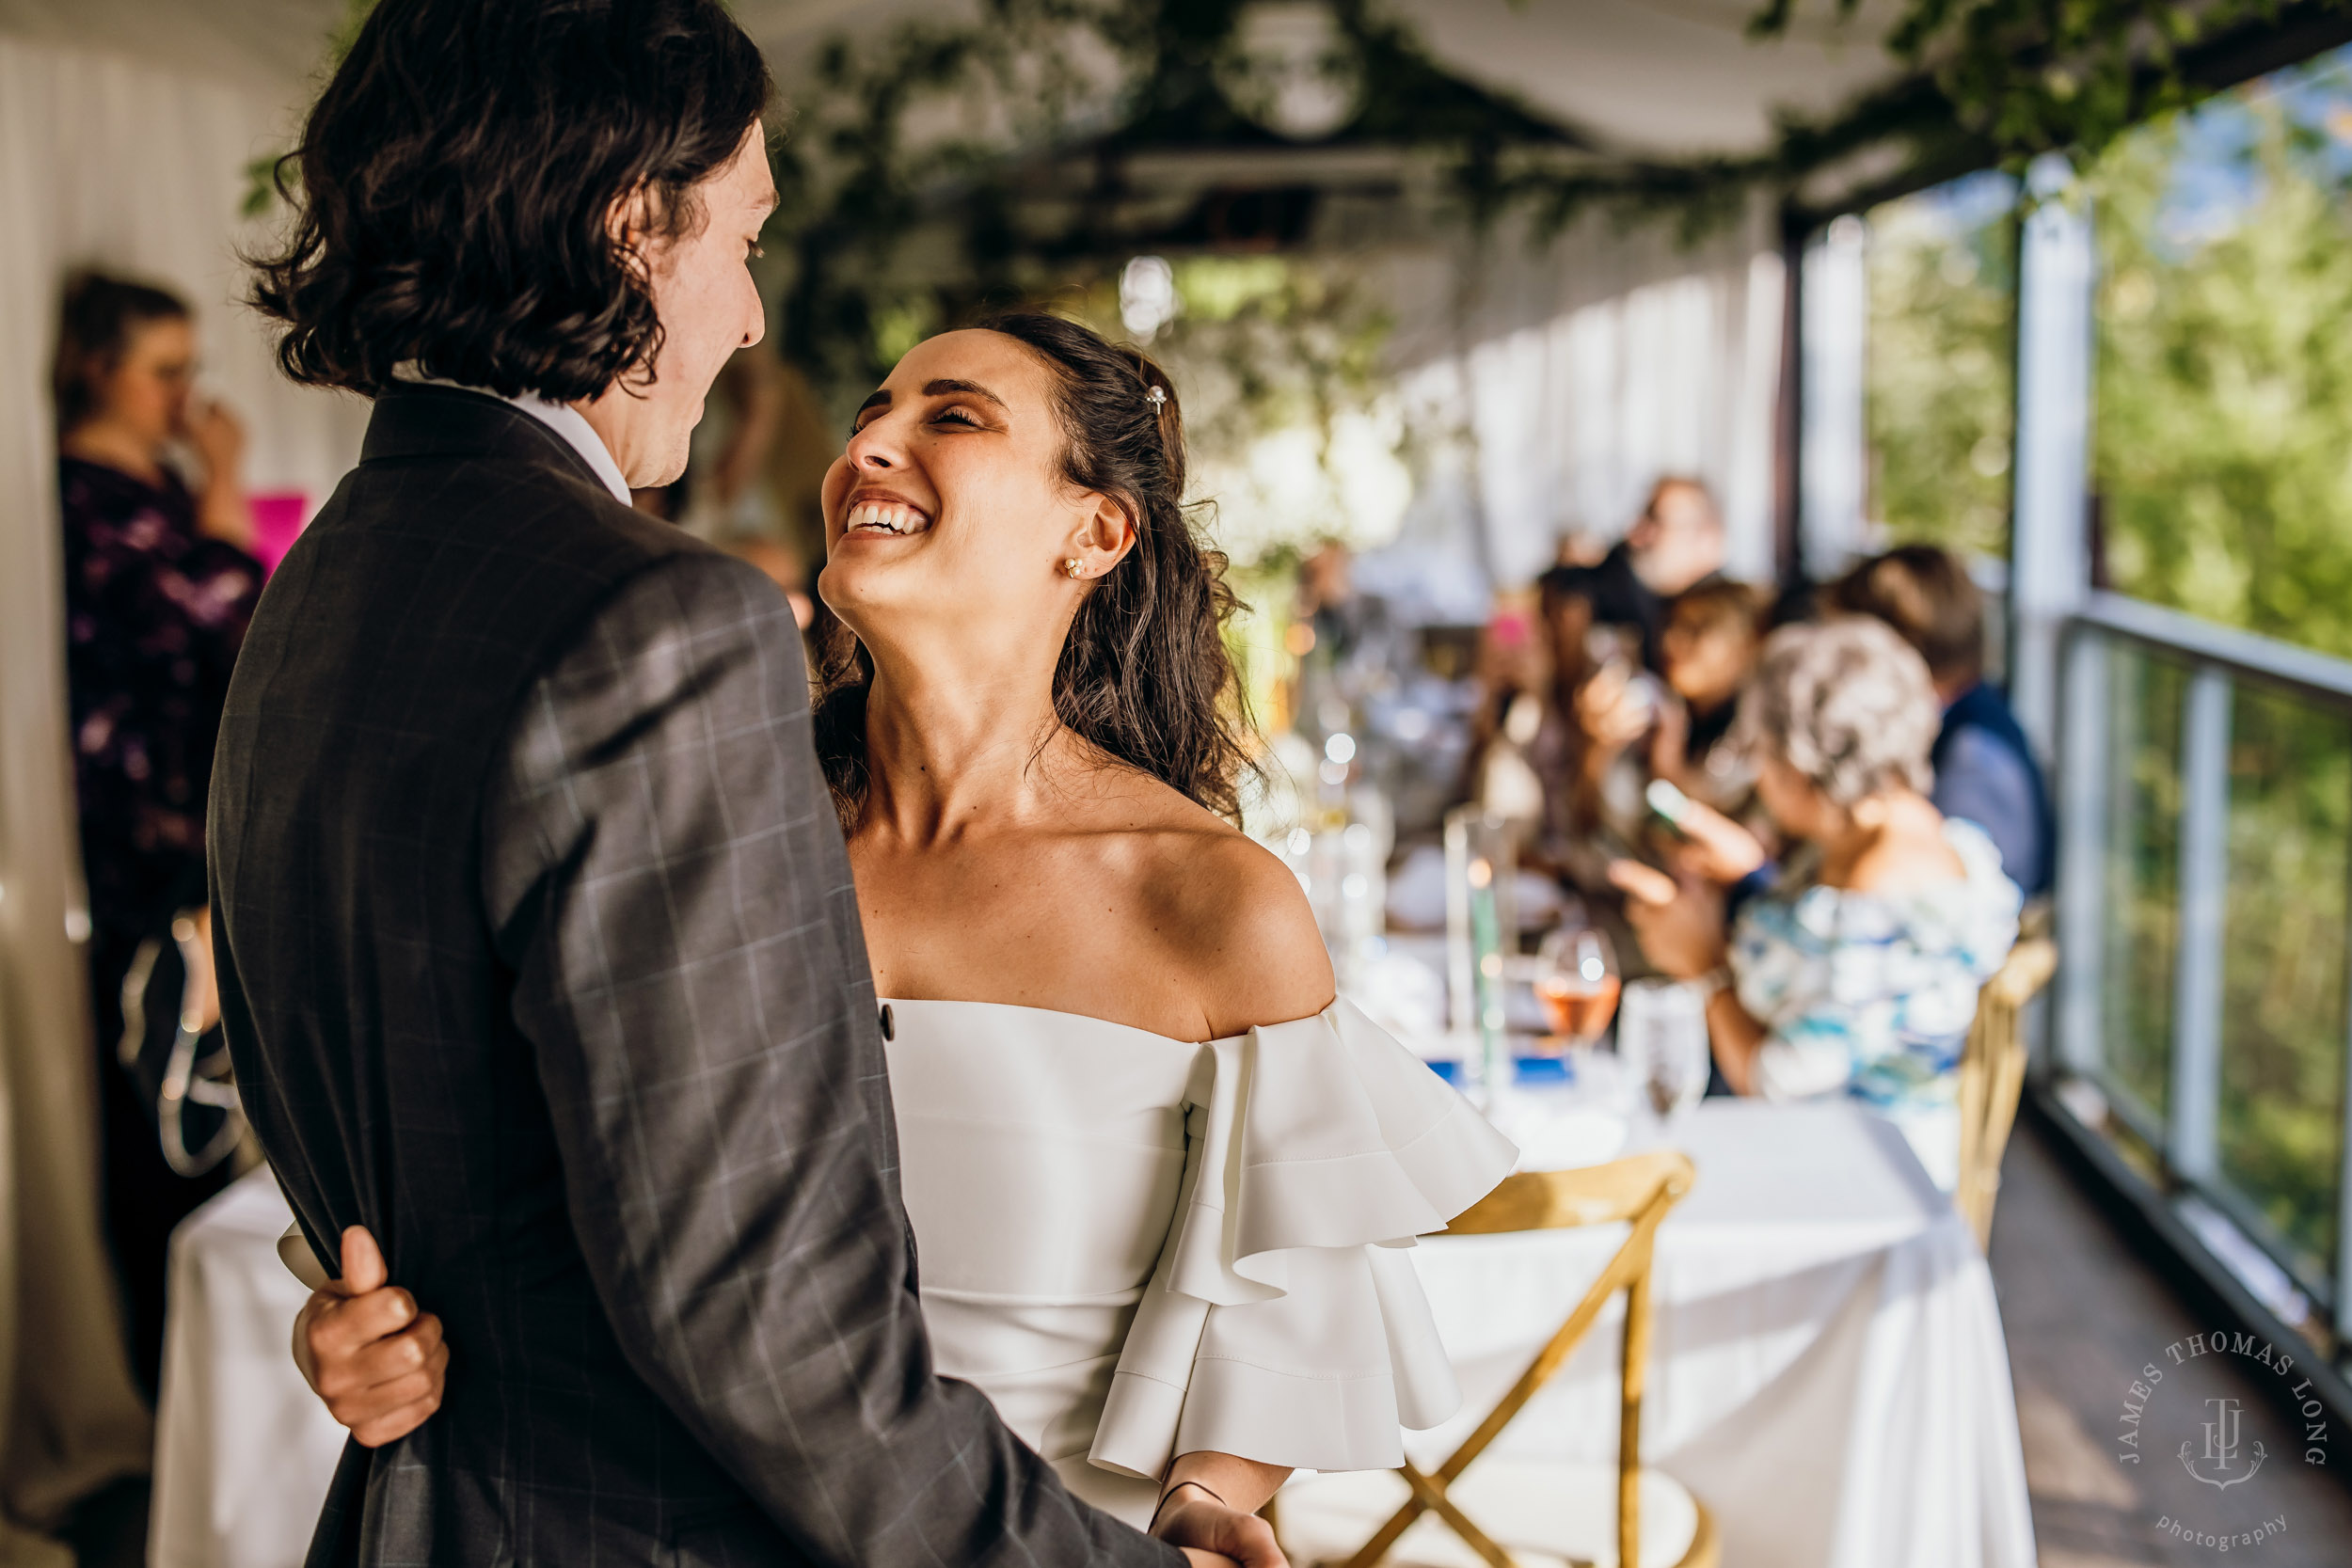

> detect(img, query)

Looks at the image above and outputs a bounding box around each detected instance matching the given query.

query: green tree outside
[2092,91,2352,658]
[2081,63,2352,1289]
[1863,62,2352,1291]
[1866,176,2019,564]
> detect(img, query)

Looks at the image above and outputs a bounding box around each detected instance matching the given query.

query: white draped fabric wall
[1384,200,1786,589]
[0,31,363,1560]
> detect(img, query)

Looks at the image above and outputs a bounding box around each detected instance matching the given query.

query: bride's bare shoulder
[1111,786,1334,1038]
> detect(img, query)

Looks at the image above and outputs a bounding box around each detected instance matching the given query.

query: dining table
[151,1164,347,1568]
[150,1087,2034,1568]
[1392,1088,2037,1568]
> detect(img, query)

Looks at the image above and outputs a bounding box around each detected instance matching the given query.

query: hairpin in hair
[1146,385,1168,410]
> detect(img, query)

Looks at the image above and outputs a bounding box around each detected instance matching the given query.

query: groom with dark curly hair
[213,4,1217,1565]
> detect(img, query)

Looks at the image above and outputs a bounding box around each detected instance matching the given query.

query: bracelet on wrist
[1149,1480,1227,1531]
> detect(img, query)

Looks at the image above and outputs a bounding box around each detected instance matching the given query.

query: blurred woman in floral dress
[55,271,261,1394]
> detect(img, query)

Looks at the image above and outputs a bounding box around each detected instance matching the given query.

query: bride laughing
[298,312,1515,1559]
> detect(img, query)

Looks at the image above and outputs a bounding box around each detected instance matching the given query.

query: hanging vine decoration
[760,0,2296,403]
[246,0,2322,407]
[765,0,1125,405]
[1750,0,2296,169]
[762,0,1599,404]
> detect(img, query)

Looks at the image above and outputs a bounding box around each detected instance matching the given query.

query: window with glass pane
[2101,642,2185,1125]
[2217,679,2349,1286]
[2092,45,2352,659]
[1865,171,2017,563]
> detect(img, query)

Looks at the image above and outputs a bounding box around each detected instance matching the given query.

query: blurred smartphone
[1645,777,1692,838]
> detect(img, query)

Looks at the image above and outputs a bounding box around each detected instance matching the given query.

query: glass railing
[2055,593,2352,1353]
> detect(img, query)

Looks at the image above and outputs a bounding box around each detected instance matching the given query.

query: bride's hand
[1153,1487,1286,1568]
[293,1226,448,1447]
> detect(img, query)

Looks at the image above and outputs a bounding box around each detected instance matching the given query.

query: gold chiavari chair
[1274,1149,1715,1568]
[1954,931,2058,1248]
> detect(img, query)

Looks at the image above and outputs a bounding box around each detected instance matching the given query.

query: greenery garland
[1752,0,2294,169]
[762,0,1581,404]
[249,0,2328,420]
[761,0,2330,410]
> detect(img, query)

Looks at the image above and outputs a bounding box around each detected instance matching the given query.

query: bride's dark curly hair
[812,312,1258,828]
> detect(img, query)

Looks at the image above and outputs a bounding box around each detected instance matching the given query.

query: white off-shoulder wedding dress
[882,995,1518,1526]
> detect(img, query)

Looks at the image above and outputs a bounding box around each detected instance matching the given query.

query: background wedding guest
[1293,540,1412,734]
[1562,480,1730,853]
[1536,561,1601,687]
[1564,610,1666,863]
[1526,562,1605,847]
[1652,578,1771,811]
[54,269,261,1394]
[1587,475,1726,673]
[1828,545,2053,896]
[1460,568,1606,847]
[1610,617,2021,1190]
[1458,598,1549,833]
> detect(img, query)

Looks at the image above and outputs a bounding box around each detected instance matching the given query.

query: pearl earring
[1062,558,1085,578]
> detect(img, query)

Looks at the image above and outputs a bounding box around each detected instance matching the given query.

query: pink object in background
[1487,607,1533,647]
[248,491,310,574]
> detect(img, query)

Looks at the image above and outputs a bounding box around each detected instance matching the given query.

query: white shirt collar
[390,368,632,507]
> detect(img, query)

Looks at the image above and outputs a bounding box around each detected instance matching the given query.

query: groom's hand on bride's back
[293,1226,448,1448]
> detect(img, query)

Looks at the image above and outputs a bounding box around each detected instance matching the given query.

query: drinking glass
[1534,926,1620,1052]
[1617,977,1710,1125]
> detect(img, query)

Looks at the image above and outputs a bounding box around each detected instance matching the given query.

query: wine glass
[1534,926,1620,1053]
[1619,978,1710,1127]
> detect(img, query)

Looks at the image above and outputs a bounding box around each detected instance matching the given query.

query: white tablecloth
[151,1168,344,1568]
[152,1103,2033,1568]
[1401,1097,2036,1568]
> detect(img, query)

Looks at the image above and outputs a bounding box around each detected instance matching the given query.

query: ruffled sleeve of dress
[1088,997,1518,1481]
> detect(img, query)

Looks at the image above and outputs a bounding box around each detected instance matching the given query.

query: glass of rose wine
[1534,927,1620,1052]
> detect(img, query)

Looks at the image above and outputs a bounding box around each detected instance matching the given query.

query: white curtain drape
[0,30,362,1560]
[1384,199,1787,589]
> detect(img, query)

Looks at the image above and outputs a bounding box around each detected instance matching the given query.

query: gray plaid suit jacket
[210,386,1180,1568]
